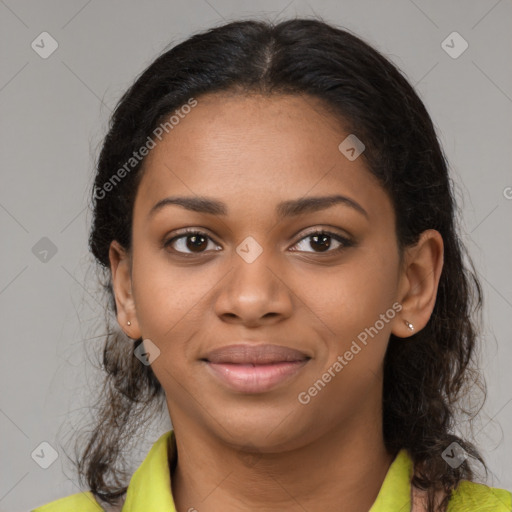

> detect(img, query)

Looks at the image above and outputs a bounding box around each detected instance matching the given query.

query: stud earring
[127,321,131,326]
[404,320,414,331]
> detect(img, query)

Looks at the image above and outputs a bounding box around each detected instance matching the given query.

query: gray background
[1,1,511,510]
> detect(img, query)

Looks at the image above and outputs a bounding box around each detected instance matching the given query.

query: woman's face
[112,93,418,451]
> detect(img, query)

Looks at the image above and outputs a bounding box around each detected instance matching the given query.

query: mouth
[201,343,311,393]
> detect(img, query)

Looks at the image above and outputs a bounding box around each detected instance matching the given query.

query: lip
[202,343,310,393]
[203,343,310,364]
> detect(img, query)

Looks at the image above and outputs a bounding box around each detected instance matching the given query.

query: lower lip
[205,360,309,393]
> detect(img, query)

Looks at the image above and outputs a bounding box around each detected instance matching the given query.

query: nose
[213,245,294,327]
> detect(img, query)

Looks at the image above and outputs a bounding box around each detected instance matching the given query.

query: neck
[169,410,394,512]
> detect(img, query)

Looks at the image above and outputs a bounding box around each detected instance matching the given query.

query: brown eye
[291,230,353,254]
[164,231,220,254]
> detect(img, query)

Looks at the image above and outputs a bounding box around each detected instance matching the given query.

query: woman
[32,18,511,512]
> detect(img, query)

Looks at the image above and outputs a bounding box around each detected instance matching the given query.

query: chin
[210,410,310,452]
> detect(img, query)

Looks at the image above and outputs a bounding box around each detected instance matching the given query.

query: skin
[109,92,444,512]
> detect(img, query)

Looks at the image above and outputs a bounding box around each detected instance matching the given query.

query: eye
[290,230,354,254]
[164,229,221,255]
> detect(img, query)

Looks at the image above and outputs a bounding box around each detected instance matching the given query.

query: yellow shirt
[31,430,512,512]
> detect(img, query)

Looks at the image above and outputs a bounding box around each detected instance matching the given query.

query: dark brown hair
[77,17,488,512]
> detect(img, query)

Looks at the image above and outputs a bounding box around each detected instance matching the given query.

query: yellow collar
[369,448,413,511]
[122,430,413,512]
[121,431,177,511]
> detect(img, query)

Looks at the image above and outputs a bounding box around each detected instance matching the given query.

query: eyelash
[163,228,354,256]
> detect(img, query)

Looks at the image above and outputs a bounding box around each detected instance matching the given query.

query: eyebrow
[148,194,369,220]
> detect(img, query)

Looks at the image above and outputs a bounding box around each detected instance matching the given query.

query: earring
[404,320,414,332]
[127,321,131,326]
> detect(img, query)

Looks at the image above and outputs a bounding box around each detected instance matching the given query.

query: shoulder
[31,491,107,512]
[447,480,512,512]
[412,480,511,512]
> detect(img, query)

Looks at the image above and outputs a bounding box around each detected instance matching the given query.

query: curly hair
[76,17,488,512]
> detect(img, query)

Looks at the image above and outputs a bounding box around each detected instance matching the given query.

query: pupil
[311,234,330,252]
[187,234,207,252]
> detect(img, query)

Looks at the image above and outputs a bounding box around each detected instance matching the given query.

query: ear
[109,240,141,339]
[392,229,444,338]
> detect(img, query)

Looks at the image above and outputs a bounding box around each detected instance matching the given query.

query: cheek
[303,260,397,407]
[130,245,224,366]
[311,249,399,378]
[317,252,397,329]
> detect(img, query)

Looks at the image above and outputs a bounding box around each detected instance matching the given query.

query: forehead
[134,92,393,223]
